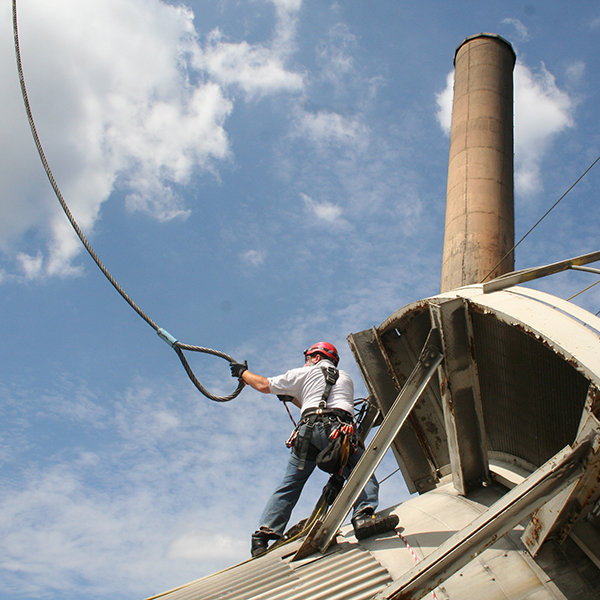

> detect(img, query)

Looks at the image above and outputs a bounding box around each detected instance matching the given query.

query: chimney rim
[453,33,517,67]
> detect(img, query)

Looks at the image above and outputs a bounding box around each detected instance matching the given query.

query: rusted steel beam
[430,298,490,494]
[373,437,594,600]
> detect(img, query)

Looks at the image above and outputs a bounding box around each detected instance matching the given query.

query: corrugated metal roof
[149,539,393,600]
[148,481,600,600]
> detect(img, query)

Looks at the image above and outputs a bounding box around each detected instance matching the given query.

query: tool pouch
[316,436,343,473]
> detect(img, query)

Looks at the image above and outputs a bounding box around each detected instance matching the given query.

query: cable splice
[157,328,178,347]
[11,0,244,403]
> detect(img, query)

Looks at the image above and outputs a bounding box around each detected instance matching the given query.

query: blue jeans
[259,420,379,536]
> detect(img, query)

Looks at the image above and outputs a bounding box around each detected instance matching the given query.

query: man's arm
[230,360,272,394]
[240,370,271,394]
[230,361,299,403]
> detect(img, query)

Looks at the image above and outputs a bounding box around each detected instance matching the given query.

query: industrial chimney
[440,33,516,292]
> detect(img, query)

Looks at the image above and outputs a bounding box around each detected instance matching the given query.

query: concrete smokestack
[440,34,516,293]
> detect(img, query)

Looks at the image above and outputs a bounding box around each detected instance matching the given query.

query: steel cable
[12,0,244,402]
[481,154,600,284]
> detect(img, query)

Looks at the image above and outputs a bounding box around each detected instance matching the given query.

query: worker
[231,341,399,557]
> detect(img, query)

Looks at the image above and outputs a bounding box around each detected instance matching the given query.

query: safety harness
[291,367,357,471]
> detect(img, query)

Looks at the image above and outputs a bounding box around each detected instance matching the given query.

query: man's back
[268,359,354,415]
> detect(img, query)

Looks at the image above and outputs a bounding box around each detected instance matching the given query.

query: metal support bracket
[372,436,594,600]
[482,250,600,293]
[430,299,490,494]
[292,328,444,561]
[522,410,600,555]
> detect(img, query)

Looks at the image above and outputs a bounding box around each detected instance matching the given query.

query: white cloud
[565,60,586,85]
[294,110,370,151]
[240,248,266,266]
[435,72,454,135]
[0,378,290,598]
[168,531,247,562]
[514,62,574,195]
[435,61,574,196]
[316,23,358,92]
[502,17,530,42]
[2,0,234,280]
[270,0,303,12]
[195,29,304,98]
[193,0,304,99]
[269,0,303,50]
[1,0,311,281]
[16,251,45,280]
[301,193,350,230]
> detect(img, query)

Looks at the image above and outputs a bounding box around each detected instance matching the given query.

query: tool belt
[285,366,358,471]
[301,407,353,422]
[289,410,357,469]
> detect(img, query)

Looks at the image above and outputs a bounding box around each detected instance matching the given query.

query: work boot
[351,507,399,541]
[251,527,280,557]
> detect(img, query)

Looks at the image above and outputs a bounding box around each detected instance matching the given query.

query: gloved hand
[230,360,248,379]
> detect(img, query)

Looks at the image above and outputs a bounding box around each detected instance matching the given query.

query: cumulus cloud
[168,531,247,562]
[2,0,305,281]
[435,72,454,135]
[271,0,303,12]
[513,63,574,194]
[294,110,370,151]
[316,23,358,91]
[194,28,303,98]
[565,60,586,85]
[2,0,233,279]
[435,61,574,196]
[0,377,290,598]
[192,0,304,97]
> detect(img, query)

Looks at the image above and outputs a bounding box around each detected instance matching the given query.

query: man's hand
[230,360,248,379]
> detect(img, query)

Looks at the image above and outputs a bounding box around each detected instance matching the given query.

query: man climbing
[231,341,399,557]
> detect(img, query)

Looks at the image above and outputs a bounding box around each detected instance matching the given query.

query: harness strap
[295,366,340,470]
[317,367,339,411]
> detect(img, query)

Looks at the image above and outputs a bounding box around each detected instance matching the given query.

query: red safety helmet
[304,341,339,365]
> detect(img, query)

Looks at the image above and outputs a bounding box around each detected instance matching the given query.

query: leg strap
[295,415,317,471]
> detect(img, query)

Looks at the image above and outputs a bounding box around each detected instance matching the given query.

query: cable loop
[12,0,244,403]
[174,345,245,402]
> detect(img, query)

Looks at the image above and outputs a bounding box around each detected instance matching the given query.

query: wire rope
[481,154,600,283]
[11,0,244,402]
[567,277,600,302]
[378,466,402,485]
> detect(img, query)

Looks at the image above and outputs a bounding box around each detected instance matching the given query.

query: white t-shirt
[268,359,354,416]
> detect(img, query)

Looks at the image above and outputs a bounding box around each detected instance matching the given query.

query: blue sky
[1,0,600,598]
